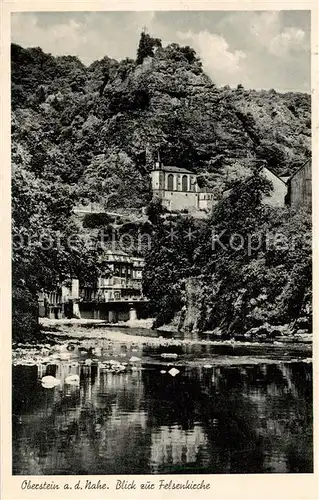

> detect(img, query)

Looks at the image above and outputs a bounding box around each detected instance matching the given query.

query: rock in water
[65,374,80,385]
[168,368,180,377]
[129,356,141,363]
[161,353,178,359]
[41,375,61,388]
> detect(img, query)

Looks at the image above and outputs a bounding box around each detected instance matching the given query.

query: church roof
[156,165,193,175]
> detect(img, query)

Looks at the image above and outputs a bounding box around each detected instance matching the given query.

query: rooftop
[280,176,290,184]
[154,164,193,175]
[289,158,311,179]
[103,250,145,265]
[104,249,133,263]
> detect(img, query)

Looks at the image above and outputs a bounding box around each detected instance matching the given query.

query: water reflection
[12,346,312,475]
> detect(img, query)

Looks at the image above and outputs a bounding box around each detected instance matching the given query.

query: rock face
[177,276,312,339]
[12,41,311,209]
[179,278,203,333]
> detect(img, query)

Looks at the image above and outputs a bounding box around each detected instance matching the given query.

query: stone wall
[162,190,199,211]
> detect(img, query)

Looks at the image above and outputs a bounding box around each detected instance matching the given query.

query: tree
[11,133,108,342]
[136,32,162,65]
[78,150,151,210]
[256,140,287,171]
[180,45,198,64]
[145,197,165,225]
[142,214,203,327]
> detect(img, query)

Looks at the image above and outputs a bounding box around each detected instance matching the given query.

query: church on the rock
[150,157,214,213]
[150,156,301,214]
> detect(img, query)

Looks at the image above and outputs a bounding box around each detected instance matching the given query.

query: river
[12,326,313,475]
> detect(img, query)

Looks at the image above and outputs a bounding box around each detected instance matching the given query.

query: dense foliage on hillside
[143,174,312,335]
[11,34,311,338]
[12,36,310,203]
[12,141,109,340]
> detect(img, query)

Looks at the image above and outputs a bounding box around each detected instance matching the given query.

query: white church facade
[150,158,214,213]
[150,157,289,214]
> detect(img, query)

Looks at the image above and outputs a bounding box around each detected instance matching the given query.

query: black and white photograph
[8,8,313,480]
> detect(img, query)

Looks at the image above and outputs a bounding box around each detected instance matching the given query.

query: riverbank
[11,324,312,372]
[12,322,312,356]
[38,318,312,345]
[39,317,154,329]
[11,320,312,376]
[50,326,311,347]
[11,318,312,372]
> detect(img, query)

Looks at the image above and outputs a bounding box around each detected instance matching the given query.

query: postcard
[1,1,318,499]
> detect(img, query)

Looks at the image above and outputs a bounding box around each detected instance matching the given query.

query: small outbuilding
[286,159,312,211]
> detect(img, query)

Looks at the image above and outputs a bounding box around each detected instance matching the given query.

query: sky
[11,11,311,92]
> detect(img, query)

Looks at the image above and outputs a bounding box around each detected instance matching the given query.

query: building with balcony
[79,250,146,304]
[38,251,148,322]
[38,279,80,319]
[78,250,148,322]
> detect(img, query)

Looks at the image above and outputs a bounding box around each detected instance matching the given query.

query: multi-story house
[80,250,145,303]
[39,250,147,321]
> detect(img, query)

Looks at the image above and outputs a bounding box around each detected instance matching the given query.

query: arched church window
[167,173,174,191]
[182,175,188,192]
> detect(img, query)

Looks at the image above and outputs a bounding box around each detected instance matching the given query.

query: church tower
[151,151,165,194]
[154,150,162,170]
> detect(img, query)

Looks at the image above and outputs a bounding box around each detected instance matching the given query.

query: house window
[182,175,188,192]
[167,173,174,191]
